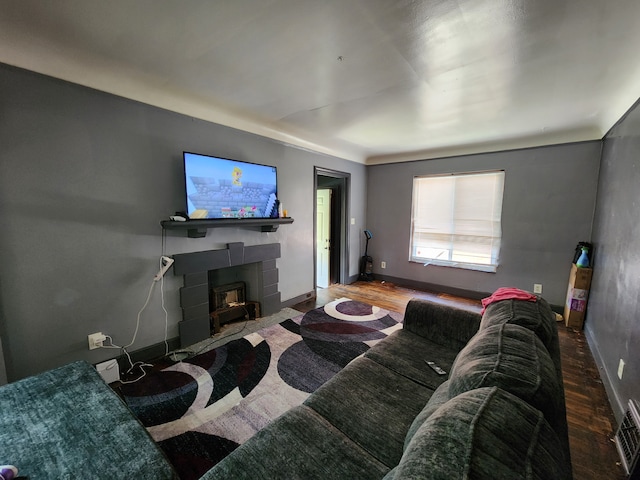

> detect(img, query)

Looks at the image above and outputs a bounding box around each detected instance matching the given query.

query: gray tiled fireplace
[172,242,281,347]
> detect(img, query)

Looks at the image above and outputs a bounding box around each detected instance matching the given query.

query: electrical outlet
[533,284,543,294]
[618,359,625,380]
[88,332,106,350]
[351,218,356,225]
[381,261,386,269]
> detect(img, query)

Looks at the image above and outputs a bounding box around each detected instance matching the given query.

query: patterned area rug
[120,298,402,479]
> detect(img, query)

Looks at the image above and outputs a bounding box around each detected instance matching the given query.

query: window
[409,170,505,272]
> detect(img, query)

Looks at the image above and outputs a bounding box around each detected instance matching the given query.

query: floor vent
[615,399,640,479]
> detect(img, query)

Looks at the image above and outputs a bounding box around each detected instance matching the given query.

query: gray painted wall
[365,142,602,306]
[587,99,640,421]
[0,64,366,381]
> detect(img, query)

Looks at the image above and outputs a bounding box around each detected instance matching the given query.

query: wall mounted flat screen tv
[183,152,278,220]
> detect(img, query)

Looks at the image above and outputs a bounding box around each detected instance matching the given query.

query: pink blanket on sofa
[481,287,537,314]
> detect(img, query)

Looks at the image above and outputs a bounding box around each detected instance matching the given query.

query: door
[316,189,331,288]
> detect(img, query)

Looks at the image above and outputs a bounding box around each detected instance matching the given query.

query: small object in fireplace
[211,281,246,310]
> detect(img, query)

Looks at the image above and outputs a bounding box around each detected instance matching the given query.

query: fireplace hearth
[172,242,281,347]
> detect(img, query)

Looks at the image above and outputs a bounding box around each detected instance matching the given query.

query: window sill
[410,259,498,273]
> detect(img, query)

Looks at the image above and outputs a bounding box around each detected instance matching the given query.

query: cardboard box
[564,263,593,329]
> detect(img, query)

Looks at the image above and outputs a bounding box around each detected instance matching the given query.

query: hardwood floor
[294,280,626,480]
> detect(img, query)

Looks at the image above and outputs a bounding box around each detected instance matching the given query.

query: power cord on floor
[174,306,252,359]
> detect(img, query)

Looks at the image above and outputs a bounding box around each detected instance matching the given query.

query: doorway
[315,168,349,289]
[316,188,331,288]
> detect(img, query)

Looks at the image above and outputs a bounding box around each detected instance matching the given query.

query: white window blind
[409,170,505,272]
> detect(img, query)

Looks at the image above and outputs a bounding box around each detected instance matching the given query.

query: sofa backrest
[402,299,482,351]
[388,387,570,480]
[477,296,569,451]
[449,323,565,436]
[399,296,572,479]
[480,296,561,372]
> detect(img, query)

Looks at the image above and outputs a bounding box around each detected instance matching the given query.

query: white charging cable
[102,256,172,383]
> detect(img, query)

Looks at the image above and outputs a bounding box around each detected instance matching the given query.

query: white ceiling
[1,0,639,164]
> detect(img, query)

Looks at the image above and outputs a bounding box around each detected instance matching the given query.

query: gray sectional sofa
[203,296,572,479]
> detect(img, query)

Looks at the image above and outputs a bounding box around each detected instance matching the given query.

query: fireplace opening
[211,281,246,310]
[209,280,260,334]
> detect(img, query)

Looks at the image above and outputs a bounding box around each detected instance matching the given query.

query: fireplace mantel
[161,217,294,237]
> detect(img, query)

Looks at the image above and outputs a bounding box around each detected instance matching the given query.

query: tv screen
[183,152,278,220]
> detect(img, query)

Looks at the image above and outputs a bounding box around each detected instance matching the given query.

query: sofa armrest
[0,361,177,479]
[403,299,482,351]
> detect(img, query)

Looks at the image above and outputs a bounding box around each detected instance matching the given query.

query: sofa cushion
[404,380,450,449]
[304,356,434,468]
[386,387,570,480]
[480,297,556,351]
[201,404,389,480]
[448,323,564,435]
[364,329,458,390]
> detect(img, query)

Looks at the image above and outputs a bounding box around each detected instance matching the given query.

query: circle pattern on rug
[277,298,400,392]
[121,337,270,427]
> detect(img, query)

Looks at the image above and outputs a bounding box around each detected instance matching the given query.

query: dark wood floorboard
[294,280,626,480]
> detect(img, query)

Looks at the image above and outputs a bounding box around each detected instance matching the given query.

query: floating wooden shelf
[160,217,294,238]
